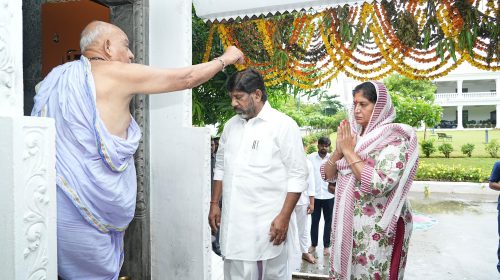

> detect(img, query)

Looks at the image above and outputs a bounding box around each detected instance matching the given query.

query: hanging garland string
[203,0,499,89]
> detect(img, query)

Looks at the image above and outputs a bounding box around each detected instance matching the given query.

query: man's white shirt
[297,159,315,206]
[214,102,307,261]
[307,152,334,200]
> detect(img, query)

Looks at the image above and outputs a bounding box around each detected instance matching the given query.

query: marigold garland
[202,0,499,89]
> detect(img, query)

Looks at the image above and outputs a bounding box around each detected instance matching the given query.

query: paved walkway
[211,182,500,279]
[405,191,499,280]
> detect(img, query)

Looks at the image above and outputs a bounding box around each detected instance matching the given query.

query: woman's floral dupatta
[330,81,419,278]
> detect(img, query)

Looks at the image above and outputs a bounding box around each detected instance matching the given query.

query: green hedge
[416,162,489,183]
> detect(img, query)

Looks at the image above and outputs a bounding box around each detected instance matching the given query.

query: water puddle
[409,196,490,231]
[410,199,480,214]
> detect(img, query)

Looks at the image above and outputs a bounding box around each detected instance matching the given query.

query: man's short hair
[318,136,331,145]
[226,68,268,102]
[80,21,109,52]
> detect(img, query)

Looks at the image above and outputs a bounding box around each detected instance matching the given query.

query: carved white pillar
[457,79,463,98]
[457,105,464,130]
[0,0,57,279]
[0,0,23,116]
[149,0,212,279]
[0,117,57,279]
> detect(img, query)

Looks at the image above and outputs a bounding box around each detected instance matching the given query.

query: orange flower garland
[200,0,499,89]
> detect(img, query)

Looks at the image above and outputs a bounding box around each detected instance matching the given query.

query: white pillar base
[496,104,500,129]
[495,78,500,98]
[457,105,464,130]
[0,116,57,280]
[457,80,463,99]
[150,127,212,279]
[149,0,212,279]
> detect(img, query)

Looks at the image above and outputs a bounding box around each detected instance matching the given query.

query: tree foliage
[276,94,346,130]
[384,74,442,128]
[320,95,344,116]
[192,9,327,131]
[192,10,235,127]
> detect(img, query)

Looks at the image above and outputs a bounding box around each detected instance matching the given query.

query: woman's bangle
[327,158,335,166]
[348,159,363,167]
[210,201,219,204]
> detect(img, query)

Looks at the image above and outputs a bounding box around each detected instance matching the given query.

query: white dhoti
[224,245,290,280]
[294,204,311,254]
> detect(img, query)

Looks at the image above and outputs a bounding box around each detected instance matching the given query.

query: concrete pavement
[212,182,500,279]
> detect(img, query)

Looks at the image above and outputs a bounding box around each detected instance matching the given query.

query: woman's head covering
[350,81,396,135]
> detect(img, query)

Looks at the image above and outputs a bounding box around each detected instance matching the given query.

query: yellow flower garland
[201,1,498,88]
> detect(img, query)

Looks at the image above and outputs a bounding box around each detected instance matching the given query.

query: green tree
[306,144,318,154]
[192,9,234,127]
[278,92,345,130]
[192,10,325,131]
[384,74,442,138]
[320,95,344,116]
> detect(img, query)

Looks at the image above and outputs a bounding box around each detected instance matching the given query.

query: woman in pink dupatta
[321,81,419,280]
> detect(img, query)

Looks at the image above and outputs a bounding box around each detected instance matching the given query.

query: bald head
[80,21,121,52]
[80,21,134,63]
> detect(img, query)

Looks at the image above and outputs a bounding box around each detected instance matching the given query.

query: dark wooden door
[41,0,110,76]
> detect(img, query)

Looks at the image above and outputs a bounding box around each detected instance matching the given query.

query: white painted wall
[436,81,456,93]
[0,0,57,279]
[149,0,211,279]
[442,107,456,121]
[435,80,495,94]
[463,80,496,92]
[442,105,496,122]
[464,105,496,121]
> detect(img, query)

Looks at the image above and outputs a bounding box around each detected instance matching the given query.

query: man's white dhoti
[294,204,311,254]
[224,245,290,280]
[293,157,315,255]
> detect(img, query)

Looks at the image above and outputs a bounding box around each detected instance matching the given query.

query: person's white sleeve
[280,119,307,193]
[306,160,315,197]
[213,125,228,181]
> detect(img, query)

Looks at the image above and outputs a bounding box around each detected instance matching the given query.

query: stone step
[292,272,329,279]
